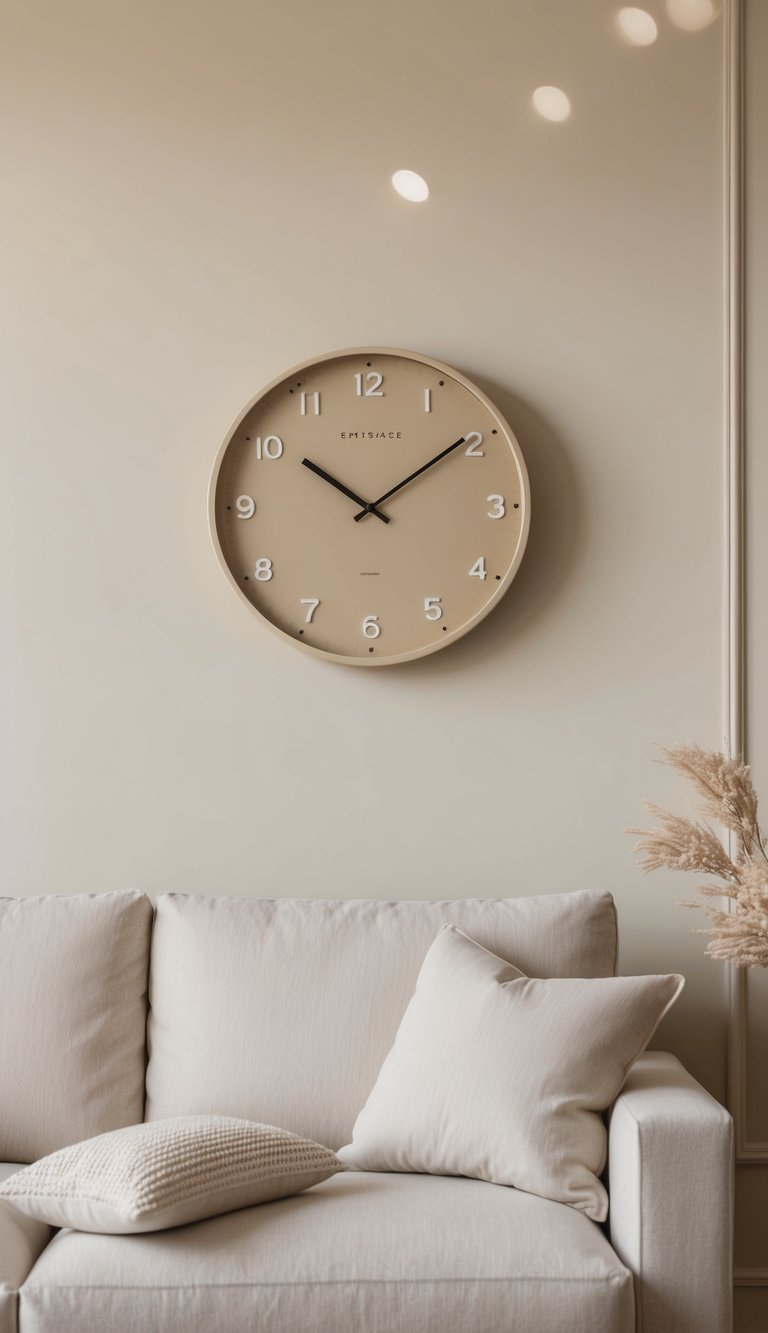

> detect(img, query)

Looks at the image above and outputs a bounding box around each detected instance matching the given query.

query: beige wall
[2,0,727,1110]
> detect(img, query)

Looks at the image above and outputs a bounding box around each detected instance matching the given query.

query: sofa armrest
[608,1051,733,1333]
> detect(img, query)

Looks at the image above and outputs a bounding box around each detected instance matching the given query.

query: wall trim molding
[722,0,768,1298]
[722,0,764,1165]
[734,1268,768,1288]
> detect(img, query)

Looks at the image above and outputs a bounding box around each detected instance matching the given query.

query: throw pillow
[0,1116,343,1234]
[337,925,683,1221]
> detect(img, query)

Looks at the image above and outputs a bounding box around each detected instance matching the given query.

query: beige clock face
[209,348,530,666]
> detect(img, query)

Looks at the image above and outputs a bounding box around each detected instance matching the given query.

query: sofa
[0,888,733,1333]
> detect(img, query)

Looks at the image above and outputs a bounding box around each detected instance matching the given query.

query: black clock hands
[303,435,467,527]
[353,437,466,522]
[301,458,390,524]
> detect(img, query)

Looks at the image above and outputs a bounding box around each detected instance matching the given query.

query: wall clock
[208,348,530,666]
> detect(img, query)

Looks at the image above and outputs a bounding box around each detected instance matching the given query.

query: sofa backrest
[0,891,152,1163]
[145,891,617,1149]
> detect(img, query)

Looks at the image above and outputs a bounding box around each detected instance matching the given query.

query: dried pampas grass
[629,743,768,968]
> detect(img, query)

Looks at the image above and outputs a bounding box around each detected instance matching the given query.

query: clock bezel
[208,346,531,666]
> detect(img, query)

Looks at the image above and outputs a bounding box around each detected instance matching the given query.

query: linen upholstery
[0,1117,342,1235]
[339,926,683,1220]
[0,1165,52,1333]
[145,890,617,1146]
[19,1171,634,1333]
[0,892,152,1163]
[609,1052,734,1333]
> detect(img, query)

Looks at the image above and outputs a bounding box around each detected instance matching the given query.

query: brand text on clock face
[339,431,403,439]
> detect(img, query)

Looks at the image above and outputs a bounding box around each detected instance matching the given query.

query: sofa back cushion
[0,891,153,1163]
[146,891,617,1148]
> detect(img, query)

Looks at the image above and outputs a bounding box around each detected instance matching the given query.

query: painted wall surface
[1,1,726,1094]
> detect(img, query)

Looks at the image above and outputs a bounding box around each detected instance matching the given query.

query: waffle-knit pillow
[0,1117,343,1234]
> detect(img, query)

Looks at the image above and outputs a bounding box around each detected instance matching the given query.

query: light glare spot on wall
[616,7,659,44]
[666,0,719,29]
[391,170,429,203]
[532,87,572,123]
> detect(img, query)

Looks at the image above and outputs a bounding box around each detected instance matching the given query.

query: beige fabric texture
[0,1117,342,1235]
[0,1164,52,1333]
[0,891,152,1163]
[338,926,684,1221]
[145,890,617,1147]
[609,1051,733,1333]
[19,1171,634,1333]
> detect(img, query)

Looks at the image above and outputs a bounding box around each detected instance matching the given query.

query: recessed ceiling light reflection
[391,170,429,203]
[666,0,719,30]
[532,87,572,123]
[616,7,658,44]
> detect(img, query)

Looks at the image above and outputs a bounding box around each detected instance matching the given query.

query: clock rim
[208,346,531,666]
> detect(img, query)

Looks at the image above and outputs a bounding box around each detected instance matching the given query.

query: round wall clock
[208,348,530,666]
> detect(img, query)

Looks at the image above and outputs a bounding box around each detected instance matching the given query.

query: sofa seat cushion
[20,1172,634,1333]
[146,891,618,1148]
[0,1165,52,1333]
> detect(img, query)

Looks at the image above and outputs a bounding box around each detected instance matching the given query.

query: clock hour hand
[353,437,466,521]
[301,459,390,524]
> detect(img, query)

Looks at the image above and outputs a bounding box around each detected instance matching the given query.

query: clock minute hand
[301,459,390,524]
[353,437,466,522]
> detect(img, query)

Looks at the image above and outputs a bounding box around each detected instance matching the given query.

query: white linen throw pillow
[0,1116,343,1234]
[338,926,683,1221]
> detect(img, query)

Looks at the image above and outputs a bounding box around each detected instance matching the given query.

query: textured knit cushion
[338,926,684,1221]
[0,891,152,1163]
[146,891,618,1148]
[0,1118,343,1235]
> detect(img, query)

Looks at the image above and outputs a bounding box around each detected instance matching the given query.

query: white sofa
[0,889,733,1333]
